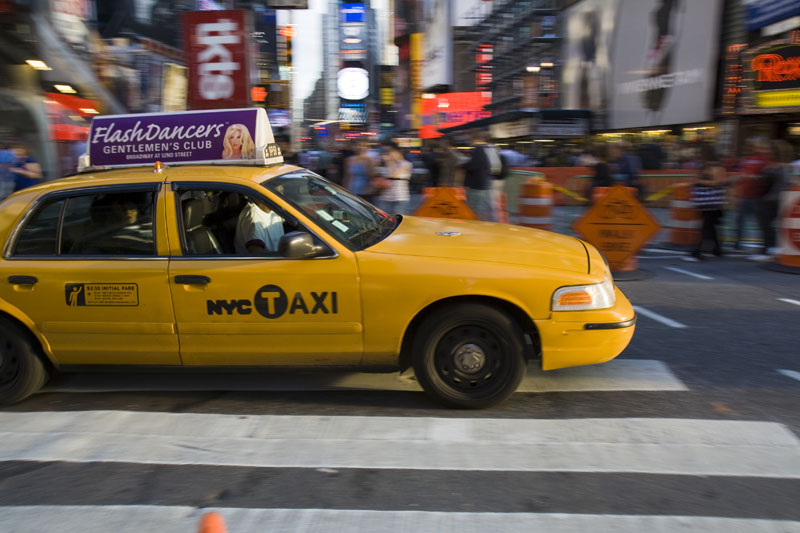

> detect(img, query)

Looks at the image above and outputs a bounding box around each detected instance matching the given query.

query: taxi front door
[166,185,363,366]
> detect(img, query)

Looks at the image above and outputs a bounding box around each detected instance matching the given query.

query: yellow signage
[65,283,139,306]
[414,187,479,220]
[572,186,661,270]
[410,33,424,131]
[756,89,800,108]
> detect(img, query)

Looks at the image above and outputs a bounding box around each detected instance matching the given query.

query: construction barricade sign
[413,187,480,220]
[572,185,661,270]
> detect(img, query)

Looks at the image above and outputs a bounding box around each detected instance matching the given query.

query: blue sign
[340,3,366,23]
[746,0,800,31]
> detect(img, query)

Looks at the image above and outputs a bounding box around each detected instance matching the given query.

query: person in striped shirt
[685,145,733,262]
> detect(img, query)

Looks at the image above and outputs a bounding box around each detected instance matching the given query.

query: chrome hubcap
[453,343,486,374]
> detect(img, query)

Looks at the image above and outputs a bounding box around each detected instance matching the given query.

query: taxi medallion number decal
[207,284,338,318]
[65,283,139,306]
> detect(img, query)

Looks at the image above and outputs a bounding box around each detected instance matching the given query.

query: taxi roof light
[76,108,284,173]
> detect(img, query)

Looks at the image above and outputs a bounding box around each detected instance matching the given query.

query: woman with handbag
[376,142,412,215]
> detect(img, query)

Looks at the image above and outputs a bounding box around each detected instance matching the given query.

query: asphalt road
[1,248,799,532]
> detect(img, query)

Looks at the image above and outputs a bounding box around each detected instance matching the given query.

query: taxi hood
[366,216,589,274]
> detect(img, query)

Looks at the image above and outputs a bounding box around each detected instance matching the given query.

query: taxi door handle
[8,275,38,285]
[174,275,211,285]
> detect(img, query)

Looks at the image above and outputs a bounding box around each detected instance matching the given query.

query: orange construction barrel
[518,178,553,230]
[776,185,800,270]
[668,183,701,247]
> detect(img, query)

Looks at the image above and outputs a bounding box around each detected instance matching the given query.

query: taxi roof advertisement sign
[88,108,277,167]
[184,10,253,110]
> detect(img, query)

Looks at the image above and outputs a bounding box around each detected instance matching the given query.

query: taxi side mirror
[278,231,328,259]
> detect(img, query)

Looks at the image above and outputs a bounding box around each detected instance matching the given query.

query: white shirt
[234,202,285,254]
[379,159,412,202]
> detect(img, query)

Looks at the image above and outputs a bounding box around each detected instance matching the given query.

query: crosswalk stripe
[41,359,687,394]
[1,412,798,477]
[0,506,798,533]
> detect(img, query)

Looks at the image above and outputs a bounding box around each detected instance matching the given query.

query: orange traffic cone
[198,512,227,533]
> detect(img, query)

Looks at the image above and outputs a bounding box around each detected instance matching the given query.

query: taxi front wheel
[412,304,526,409]
[0,318,48,405]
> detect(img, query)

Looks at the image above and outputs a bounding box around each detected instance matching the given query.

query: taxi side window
[12,199,65,256]
[177,189,288,256]
[62,191,156,256]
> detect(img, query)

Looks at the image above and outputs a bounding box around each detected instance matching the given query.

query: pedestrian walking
[375,141,411,215]
[438,136,467,187]
[587,145,613,202]
[733,137,770,251]
[684,145,730,262]
[0,142,15,200]
[9,143,43,192]
[751,139,794,261]
[463,131,499,221]
[343,140,377,202]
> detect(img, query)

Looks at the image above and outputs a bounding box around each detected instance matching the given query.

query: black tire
[0,318,48,405]
[412,303,526,409]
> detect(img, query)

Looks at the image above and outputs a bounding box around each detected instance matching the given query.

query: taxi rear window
[11,190,156,257]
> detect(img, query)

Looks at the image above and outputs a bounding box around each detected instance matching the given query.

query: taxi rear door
[165,179,363,366]
[0,181,180,366]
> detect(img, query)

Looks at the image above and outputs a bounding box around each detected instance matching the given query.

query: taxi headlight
[552,275,616,311]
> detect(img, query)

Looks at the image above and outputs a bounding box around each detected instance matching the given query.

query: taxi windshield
[263,171,398,251]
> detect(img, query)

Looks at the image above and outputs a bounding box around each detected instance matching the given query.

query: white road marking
[1,412,798,477]
[778,369,800,383]
[43,359,686,394]
[1,506,798,533]
[522,359,687,392]
[778,298,800,307]
[633,306,688,329]
[663,266,714,280]
[642,248,685,254]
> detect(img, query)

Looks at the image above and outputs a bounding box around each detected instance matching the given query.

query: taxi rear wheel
[412,304,526,409]
[0,318,48,405]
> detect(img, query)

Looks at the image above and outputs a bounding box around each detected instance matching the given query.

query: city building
[721,0,800,150]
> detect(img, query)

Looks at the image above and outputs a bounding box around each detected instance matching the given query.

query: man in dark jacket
[463,131,497,221]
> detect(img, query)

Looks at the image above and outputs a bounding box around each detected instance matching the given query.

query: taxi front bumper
[534,287,636,371]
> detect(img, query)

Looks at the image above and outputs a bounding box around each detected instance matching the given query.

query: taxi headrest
[183,199,206,229]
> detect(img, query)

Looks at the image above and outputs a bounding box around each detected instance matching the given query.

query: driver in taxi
[234,197,285,255]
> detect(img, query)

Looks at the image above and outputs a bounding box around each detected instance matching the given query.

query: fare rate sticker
[65,283,139,307]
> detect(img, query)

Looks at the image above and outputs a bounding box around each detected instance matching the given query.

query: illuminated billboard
[419,92,491,139]
[184,10,254,110]
[563,0,722,129]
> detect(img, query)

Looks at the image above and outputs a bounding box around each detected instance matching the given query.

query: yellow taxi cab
[0,109,635,409]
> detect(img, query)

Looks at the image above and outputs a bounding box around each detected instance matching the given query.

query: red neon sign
[752,53,800,82]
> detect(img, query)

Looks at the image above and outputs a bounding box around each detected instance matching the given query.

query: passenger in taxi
[68,193,153,255]
[233,197,285,255]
